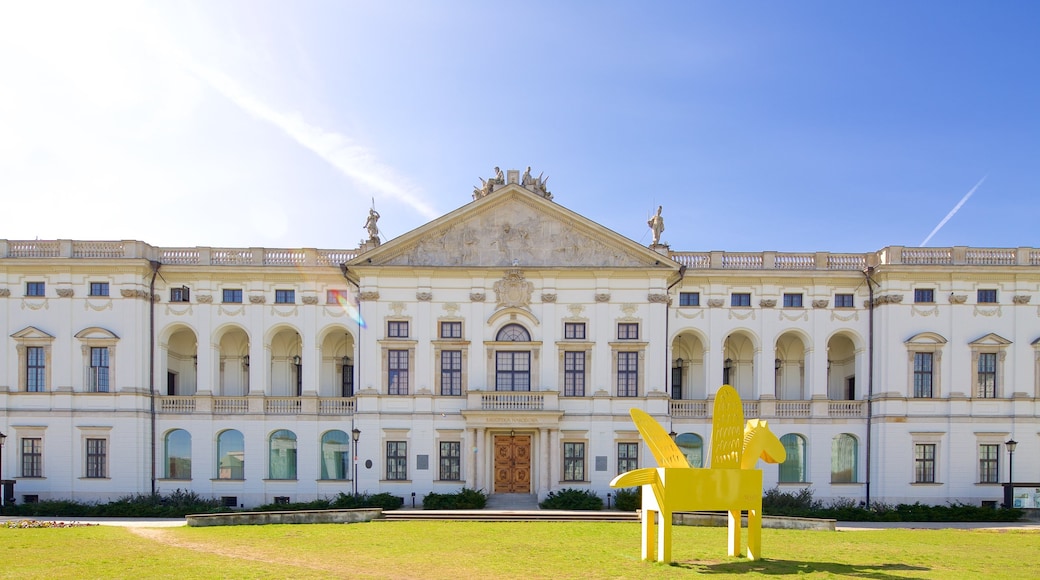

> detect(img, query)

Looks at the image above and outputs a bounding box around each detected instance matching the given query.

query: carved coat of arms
[493,269,533,309]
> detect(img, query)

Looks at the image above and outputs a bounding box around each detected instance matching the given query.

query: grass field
[1,521,1036,579]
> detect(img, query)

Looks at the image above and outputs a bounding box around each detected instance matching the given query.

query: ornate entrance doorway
[493,434,531,493]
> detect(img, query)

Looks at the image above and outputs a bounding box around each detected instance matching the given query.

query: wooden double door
[493,434,531,493]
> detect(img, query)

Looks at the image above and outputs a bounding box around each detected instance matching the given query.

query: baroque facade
[2,170,1039,509]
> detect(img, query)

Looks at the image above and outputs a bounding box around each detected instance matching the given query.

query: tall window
[914,443,936,483]
[89,347,109,392]
[834,293,854,308]
[27,346,45,392]
[222,289,243,303]
[269,430,297,480]
[275,289,295,304]
[21,438,42,478]
[388,321,409,338]
[439,441,461,481]
[217,430,245,480]
[731,293,751,307]
[564,322,586,339]
[26,282,45,297]
[977,353,996,398]
[779,434,807,483]
[89,282,109,297]
[342,360,354,397]
[563,442,585,482]
[831,434,858,483]
[320,430,349,480]
[386,441,407,480]
[783,293,803,307]
[676,433,703,468]
[440,321,462,339]
[86,438,107,478]
[388,350,409,395]
[617,352,638,397]
[617,323,639,340]
[164,429,191,479]
[914,288,934,304]
[913,353,933,398]
[617,442,638,474]
[496,352,531,391]
[440,351,462,396]
[671,364,682,399]
[679,292,699,306]
[977,289,998,303]
[979,444,998,484]
[563,352,585,396]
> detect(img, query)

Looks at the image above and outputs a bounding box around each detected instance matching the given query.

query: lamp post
[1005,438,1017,508]
[0,431,7,507]
[351,428,361,496]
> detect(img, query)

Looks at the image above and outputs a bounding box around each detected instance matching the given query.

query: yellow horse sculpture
[610,385,786,562]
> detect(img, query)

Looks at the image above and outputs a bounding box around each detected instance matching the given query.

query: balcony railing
[480,393,545,411]
[213,397,249,414]
[775,401,811,417]
[828,401,865,417]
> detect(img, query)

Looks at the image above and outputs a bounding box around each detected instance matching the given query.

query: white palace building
[1,168,1038,509]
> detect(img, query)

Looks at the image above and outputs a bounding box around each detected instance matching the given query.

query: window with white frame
[914,443,936,483]
[905,333,945,399]
[440,321,462,339]
[388,321,409,338]
[89,347,110,392]
[274,289,295,304]
[914,288,935,304]
[223,289,243,303]
[979,444,999,484]
[563,442,585,482]
[13,327,55,392]
[89,282,109,297]
[388,350,409,395]
[496,352,531,391]
[617,352,639,397]
[387,441,407,480]
[86,438,107,478]
[834,293,855,308]
[679,292,700,306]
[914,353,934,398]
[617,442,638,475]
[27,346,46,392]
[977,289,998,304]
[563,351,585,396]
[26,281,45,297]
[617,323,639,340]
[977,353,997,398]
[783,293,803,308]
[440,351,462,396]
[22,437,42,478]
[969,334,1010,399]
[564,322,586,340]
[439,441,461,481]
[731,292,751,307]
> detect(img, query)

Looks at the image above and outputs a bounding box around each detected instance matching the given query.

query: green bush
[0,489,225,518]
[330,492,404,510]
[254,499,333,512]
[761,487,1023,522]
[612,488,641,511]
[539,488,603,510]
[423,488,488,510]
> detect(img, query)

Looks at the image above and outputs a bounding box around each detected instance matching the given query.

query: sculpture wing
[710,385,745,469]
[629,408,690,468]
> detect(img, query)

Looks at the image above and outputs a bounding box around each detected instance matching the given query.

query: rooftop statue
[611,385,786,563]
[363,206,381,246]
[647,205,664,246]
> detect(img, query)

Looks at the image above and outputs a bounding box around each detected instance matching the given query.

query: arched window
[217,430,244,480]
[321,430,350,480]
[164,429,191,479]
[269,429,298,480]
[497,324,530,342]
[831,433,858,483]
[779,434,807,483]
[675,433,704,468]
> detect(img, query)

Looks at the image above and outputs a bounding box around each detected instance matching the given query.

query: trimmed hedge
[539,488,603,510]
[422,488,488,509]
[763,486,1023,522]
[613,487,641,511]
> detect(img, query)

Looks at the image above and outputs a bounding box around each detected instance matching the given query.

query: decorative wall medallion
[56,288,74,298]
[196,294,213,304]
[249,295,266,304]
[647,293,669,303]
[566,304,585,318]
[359,291,380,301]
[443,302,460,315]
[948,294,967,304]
[707,298,725,308]
[469,292,486,302]
[416,292,433,301]
[0,288,9,297]
[811,299,829,309]
[873,294,904,306]
[620,304,639,318]
[594,293,611,303]
[390,302,407,316]
[493,269,533,309]
[541,293,557,303]
[302,296,319,305]
[119,289,154,301]
[759,299,776,308]
[1013,295,1031,305]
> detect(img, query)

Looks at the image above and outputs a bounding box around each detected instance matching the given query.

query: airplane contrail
[919,175,987,247]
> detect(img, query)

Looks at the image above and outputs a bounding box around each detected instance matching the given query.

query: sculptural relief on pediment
[493,269,534,310]
[379,200,651,268]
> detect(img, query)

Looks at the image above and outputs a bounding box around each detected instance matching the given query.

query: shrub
[423,488,487,510]
[539,488,603,510]
[762,486,822,515]
[0,489,225,518]
[254,499,333,512]
[613,488,641,511]
[330,492,404,510]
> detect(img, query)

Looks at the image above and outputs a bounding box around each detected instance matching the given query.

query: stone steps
[381,509,639,522]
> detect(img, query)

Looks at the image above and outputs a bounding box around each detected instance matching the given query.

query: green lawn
[1,521,1036,579]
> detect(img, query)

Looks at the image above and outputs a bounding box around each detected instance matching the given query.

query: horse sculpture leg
[642,509,655,561]
[746,507,762,561]
[727,509,741,557]
[658,509,671,563]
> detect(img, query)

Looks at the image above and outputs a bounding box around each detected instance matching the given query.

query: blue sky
[1,1,1037,252]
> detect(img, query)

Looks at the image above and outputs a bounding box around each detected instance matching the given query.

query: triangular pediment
[351,184,680,271]
[905,332,947,346]
[11,326,54,340]
[74,327,120,341]
[968,333,1011,347]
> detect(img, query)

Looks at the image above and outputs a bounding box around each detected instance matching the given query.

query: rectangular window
[86,438,107,478]
[439,441,461,481]
[386,441,407,481]
[618,442,638,475]
[440,321,462,339]
[979,444,998,484]
[913,353,933,398]
[341,361,354,397]
[914,443,936,483]
[679,292,700,306]
[563,351,586,397]
[977,289,998,304]
[495,352,531,391]
[671,365,683,399]
[89,347,109,393]
[731,292,751,307]
[977,353,996,398]
[89,282,110,297]
[914,288,934,304]
[783,293,803,308]
[169,286,189,302]
[834,293,855,308]
[617,352,638,397]
[26,282,45,297]
[564,322,586,340]
[326,289,347,304]
[222,289,243,303]
[440,351,462,396]
[563,442,585,482]
[617,323,639,340]
[388,350,409,395]
[275,289,295,304]
[22,438,42,478]
[27,346,46,392]
[388,321,409,338]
